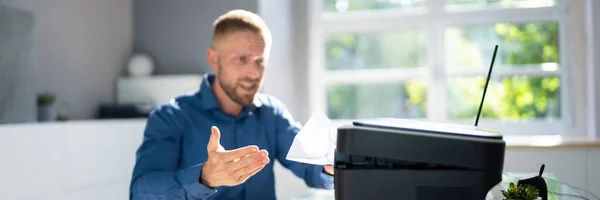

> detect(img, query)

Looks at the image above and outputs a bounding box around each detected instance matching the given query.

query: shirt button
[248,112,254,116]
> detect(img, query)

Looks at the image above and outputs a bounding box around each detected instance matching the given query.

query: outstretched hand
[200,126,270,188]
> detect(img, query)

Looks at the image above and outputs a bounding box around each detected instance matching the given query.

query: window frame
[308,0,576,135]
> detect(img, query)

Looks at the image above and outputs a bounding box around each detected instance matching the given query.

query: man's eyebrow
[252,55,265,61]
[225,51,244,57]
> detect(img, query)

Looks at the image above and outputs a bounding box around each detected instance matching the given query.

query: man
[129,10,334,200]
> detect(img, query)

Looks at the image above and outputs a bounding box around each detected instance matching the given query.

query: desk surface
[291,173,594,200]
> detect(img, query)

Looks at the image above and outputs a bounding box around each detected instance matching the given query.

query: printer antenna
[475,45,498,127]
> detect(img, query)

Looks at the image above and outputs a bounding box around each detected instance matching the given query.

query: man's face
[209,31,267,106]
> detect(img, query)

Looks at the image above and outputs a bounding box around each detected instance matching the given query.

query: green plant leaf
[501,182,540,200]
[524,185,540,200]
[37,93,56,105]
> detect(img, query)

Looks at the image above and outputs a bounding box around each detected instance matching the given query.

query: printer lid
[353,118,502,139]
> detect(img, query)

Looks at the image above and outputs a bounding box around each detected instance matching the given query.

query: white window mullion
[441,6,559,25]
[321,7,428,20]
[449,119,566,135]
[320,11,428,33]
[308,0,327,115]
[556,0,573,135]
[445,0,555,12]
[445,65,561,77]
[427,0,446,122]
[319,7,559,33]
[324,68,429,85]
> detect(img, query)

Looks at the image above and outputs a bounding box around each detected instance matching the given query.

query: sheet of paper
[286,112,336,165]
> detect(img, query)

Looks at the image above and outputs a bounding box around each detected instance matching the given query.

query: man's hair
[211,9,272,49]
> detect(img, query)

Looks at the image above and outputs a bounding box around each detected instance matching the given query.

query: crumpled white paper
[286,112,337,165]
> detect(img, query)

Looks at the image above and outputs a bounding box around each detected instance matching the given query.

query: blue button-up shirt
[130,73,334,200]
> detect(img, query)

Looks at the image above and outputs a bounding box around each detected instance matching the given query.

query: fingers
[232,156,269,178]
[237,164,266,182]
[221,145,260,161]
[228,150,268,171]
[207,126,221,152]
[324,165,334,175]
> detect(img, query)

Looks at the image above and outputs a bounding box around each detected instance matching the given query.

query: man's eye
[256,59,264,66]
[237,57,246,63]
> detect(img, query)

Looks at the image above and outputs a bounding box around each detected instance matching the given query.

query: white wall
[504,147,600,195]
[258,2,316,198]
[133,0,258,75]
[2,0,133,120]
[258,0,297,120]
[258,0,312,123]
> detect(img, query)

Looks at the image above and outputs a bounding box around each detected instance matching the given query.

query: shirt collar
[199,72,263,111]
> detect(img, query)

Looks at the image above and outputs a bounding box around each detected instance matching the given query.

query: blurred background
[1,0,599,199]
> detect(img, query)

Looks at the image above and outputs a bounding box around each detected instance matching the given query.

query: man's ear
[207,48,218,71]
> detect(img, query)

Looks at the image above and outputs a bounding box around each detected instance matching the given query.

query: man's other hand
[324,165,334,175]
[200,126,270,188]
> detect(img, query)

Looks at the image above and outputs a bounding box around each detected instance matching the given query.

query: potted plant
[501,182,541,200]
[37,92,57,122]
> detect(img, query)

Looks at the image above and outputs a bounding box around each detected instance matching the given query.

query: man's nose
[244,64,261,79]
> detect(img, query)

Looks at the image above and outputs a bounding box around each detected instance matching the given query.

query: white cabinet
[588,149,600,194]
[0,120,146,200]
[116,74,203,105]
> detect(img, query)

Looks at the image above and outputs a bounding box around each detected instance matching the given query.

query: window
[309,0,573,135]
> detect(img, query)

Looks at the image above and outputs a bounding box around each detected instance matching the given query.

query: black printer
[334,118,506,200]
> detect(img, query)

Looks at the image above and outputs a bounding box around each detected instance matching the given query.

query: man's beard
[217,63,258,106]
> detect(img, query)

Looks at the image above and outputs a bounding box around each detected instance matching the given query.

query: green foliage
[37,93,56,106]
[447,22,560,120]
[327,81,427,119]
[325,31,426,70]
[501,182,540,200]
[496,23,559,64]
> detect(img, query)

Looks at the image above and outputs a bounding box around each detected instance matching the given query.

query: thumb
[207,126,221,152]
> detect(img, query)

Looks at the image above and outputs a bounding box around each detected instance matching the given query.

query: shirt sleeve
[129,104,218,200]
[272,102,334,189]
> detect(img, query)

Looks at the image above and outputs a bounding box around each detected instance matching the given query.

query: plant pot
[37,104,57,122]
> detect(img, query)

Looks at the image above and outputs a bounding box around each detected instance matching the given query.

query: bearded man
[129,9,334,200]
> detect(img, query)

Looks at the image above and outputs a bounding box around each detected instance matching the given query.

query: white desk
[291,173,593,200]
